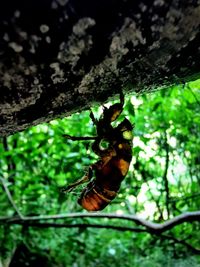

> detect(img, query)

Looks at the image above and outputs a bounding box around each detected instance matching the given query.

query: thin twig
[2,137,16,184]
[7,221,146,233]
[163,132,170,218]
[185,84,200,106]
[139,164,164,219]
[169,192,200,203]
[160,233,200,254]
[0,177,24,219]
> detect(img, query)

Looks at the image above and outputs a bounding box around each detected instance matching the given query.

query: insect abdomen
[78,182,117,211]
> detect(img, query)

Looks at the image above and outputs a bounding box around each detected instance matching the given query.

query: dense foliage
[0,82,200,266]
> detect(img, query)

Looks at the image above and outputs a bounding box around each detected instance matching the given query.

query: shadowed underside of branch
[1,0,200,136]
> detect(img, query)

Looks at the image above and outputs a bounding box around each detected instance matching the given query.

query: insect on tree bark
[62,93,133,211]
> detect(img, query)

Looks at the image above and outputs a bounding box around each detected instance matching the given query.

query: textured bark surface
[1,0,200,136]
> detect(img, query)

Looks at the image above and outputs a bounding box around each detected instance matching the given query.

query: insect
[62,93,133,211]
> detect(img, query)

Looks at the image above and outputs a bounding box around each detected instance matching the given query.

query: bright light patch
[138,202,157,219]
[116,209,124,215]
[185,151,191,157]
[48,138,53,144]
[147,180,160,196]
[151,131,161,138]
[127,195,136,204]
[128,157,136,172]
[137,183,148,202]
[133,137,146,149]
[148,139,158,150]
[145,145,156,158]
[154,155,166,167]
[108,248,116,255]
[139,150,147,159]
[50,120,59,126]
[37,124,49,133]
[131,96,143,107]
[168,136,177,148]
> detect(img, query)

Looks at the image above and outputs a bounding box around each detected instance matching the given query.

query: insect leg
[89,109,98,126]
[61,166,93,193]
[119,91,124,106]
[63,134,97,141]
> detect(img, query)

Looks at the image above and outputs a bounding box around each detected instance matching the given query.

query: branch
[2,137,16,181]
[186,84,200,106]
[4,220,200,254]
[159,234,200,254]
[169,192,200,203]
[0,210,200,234]
[0,177,24,219]
[139,165,164,219]
[163,132,170,218]
[7,221,146,233]
[145,178,164,220]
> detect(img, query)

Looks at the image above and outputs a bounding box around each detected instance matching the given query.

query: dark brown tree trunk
[1,0,200,136]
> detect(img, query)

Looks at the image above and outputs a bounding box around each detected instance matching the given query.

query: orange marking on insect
[118,159,130,176]
[63,93,133,211]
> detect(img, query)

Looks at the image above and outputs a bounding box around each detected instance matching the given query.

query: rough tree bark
[0,0,200,136]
